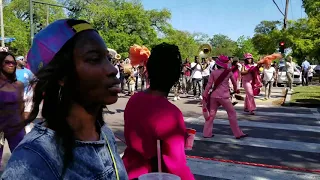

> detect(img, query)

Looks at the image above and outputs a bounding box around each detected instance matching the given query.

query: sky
[141,0,306,40]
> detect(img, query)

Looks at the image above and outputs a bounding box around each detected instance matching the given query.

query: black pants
[192,78,202,96]
[202,75,209,90]
[302,70,309,86]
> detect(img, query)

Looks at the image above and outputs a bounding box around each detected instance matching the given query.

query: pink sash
[245,65,262,96]
[202,69,231,121]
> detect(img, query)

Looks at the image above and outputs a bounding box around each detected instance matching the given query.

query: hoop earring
[58,86,62,101]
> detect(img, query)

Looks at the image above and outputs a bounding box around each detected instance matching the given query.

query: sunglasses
[4,60,17,66]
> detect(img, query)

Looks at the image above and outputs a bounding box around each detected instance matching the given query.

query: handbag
[202,69,231,121]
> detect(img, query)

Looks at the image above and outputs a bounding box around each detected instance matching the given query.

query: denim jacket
[1,123,128,180]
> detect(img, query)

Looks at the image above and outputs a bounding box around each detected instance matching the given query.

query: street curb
[282,89,320,108]
[282,88,290,106]
[285,102,320,108]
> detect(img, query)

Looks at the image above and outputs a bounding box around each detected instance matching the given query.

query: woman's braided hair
[146,42,182,93]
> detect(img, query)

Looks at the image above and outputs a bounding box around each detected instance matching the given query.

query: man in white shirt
[285,56,298,91]
[209,57,216,73]
[202,59,211,91]
[262,64,276,99]
[191,56,203,99]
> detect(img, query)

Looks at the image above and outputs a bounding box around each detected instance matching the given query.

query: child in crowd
[128,72,136,96]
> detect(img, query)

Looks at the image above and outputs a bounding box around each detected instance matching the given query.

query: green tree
[234,36,258,59]
[3,0,66,55]
[159,29,198,60]
[302,0,320,63]
[193,32,210,44]
[62,0,171,58]
[209,34,237,56]
[3,8,29,55]
[302,0,320,18]
[252,21,282,55]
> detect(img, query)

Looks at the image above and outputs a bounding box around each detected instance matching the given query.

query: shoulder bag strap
[210,69,231,93]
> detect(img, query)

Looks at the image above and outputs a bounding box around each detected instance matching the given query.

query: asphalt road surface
[107,89,320,180]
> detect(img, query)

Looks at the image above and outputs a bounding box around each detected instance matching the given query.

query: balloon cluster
[258,53,282,65]
[129,44,151,66]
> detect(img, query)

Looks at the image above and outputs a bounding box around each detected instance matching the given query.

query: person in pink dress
[202,55,247,139]
[230,58,241,99]
[241,53,256,115]
[122,43,194,180]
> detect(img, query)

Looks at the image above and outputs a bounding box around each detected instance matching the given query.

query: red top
[183,63,191,76]
[122,92,194,180]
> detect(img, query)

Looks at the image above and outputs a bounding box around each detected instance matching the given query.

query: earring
[58,86,62,101]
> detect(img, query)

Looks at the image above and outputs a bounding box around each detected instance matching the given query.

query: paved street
[105,88,320,180]
[1,88,320,180]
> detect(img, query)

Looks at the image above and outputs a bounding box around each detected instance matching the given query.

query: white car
[277,65,302,86]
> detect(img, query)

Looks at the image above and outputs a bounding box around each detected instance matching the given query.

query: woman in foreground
[122,43,194,180]
[0,52,25,166]
[2,19,128,180]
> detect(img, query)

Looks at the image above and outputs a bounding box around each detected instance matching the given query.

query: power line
[280,0,285,10]
[290,0,294,20]
[272,0,285,16]
[300,1,303,19]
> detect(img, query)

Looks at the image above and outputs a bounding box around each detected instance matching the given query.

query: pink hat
[215,55,229,69]
[244,53,253,59]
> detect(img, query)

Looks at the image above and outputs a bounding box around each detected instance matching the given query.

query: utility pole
[29,0,34,45]
[0,0,5,47]
[29,0,70,45]
[283,0,289,30]
[46,5,49,26]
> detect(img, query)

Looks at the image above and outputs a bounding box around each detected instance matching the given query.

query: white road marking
[310,108,320,120]
[194,133,320,153]
[184,117,320,133]
[234,103,310,109]
[187,158,320,180]
[216,109,317,119]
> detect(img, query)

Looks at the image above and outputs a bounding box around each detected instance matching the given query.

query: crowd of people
[0,18,316,180]
[0,19,195,180]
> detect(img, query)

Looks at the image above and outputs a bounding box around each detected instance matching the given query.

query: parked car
[314,65,320,75]
[277,65,302,86]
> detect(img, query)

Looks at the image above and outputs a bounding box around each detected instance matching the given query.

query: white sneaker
[173,97,177,101]
[199,96,203,100]
[177,96,181,100]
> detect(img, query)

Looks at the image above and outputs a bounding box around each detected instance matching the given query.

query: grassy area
[290,86,320,104]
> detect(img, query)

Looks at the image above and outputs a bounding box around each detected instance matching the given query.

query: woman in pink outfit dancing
[241,53,256,115]
[202,55,247,139]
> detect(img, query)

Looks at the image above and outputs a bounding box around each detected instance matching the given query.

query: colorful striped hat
[27,19,95,74]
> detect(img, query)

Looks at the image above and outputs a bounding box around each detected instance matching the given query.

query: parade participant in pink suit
[241,53,257,115]
[202,55,247,139]
[123,43,194,180]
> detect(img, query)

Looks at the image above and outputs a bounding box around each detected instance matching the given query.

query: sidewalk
[246,87,286,106]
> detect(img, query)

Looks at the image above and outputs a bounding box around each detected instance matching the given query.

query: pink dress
[242,65,256,112]
[232,65,240,81]
[122,92,194,180]
[202,69,245,138]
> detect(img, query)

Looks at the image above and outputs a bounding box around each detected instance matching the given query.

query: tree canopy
[2,0,319,64]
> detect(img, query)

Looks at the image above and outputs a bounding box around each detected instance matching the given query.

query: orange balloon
[129,44,150,66]
[258,53,282,65]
